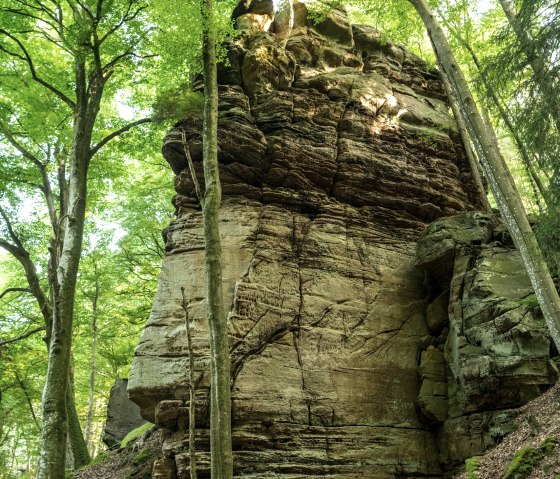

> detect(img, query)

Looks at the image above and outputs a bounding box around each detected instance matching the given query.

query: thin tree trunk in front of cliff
[201,0,233,477]
[439,66,490,212]
[85,274,99,451]
[181,288,198,479]
[408,0,560,351]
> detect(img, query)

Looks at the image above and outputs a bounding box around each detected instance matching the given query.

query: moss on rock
[466,455,482,479]
[120,422,154,448]
[503,446,544,479]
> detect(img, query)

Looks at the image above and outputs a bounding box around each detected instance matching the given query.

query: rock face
[103,379,147,448]
[416,213,557,468]
[128,4,555,478]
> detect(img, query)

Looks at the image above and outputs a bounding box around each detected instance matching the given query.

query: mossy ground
[74,429,160,479]
[503,447,544,479]
[466,455,482,479]
[454,382,560,479]
[120,422,154,448]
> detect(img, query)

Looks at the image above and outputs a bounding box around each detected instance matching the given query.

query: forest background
[0,0,558,476]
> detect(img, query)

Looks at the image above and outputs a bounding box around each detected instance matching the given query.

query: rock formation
[102,379,147,448]
[128,2,557,477]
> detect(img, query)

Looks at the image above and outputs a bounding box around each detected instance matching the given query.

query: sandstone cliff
[128,3,557,478]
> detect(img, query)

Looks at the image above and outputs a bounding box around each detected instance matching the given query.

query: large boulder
[102,379,147,448]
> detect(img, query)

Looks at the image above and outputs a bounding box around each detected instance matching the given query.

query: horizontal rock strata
[128,2,553,478]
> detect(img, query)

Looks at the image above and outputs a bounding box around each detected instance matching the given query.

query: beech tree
[0,0,152,476]
[407,0,560,350]
[200,0,233,476]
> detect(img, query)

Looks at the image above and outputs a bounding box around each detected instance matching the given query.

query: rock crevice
[128,3,555,478]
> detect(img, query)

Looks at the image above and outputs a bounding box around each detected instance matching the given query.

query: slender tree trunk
[181,288,198,479]
[439,66,490,211]
[85,276,99,450]
[409,0,560,350]
[14,370,40,431]
[456,40,548,205]
[201,0,233,476]
[67,368,91,469]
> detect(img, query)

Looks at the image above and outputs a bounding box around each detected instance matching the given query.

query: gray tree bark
[409,0,560,351]
[201,0,233,476]
[85,275,100,451]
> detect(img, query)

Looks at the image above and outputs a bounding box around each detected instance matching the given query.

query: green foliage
[120,422,155,449]
[132,448,152,465]
[539,436,558,455]
[346,0,434,62]
[514,294,540,312]
[153,86,204,124]
[503,446,544,479]
[306,0,343,24]
[466,455,482,479]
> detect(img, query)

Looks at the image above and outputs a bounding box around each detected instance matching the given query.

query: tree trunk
[182,288,198,479]
[439,66,490,211]
[408,0,560,350]
[67,369,91,469]
[456,40,548,206]
[85,276,100,451]
[201,0,233,476]
[37,61,92,479]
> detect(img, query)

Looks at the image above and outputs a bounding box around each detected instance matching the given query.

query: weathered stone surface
[416,212,557,467]
[102,378,147,448]
[416,211,494,279]
[128,3,554,478]
[155,400,183,430]
[236,13,273,33]
[310,7,353,46]
[426,290,449,335]
[153,458,177,479]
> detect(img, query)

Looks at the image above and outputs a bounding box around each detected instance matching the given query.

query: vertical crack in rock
[125,5,554,478]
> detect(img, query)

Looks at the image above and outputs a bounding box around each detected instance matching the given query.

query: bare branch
[0,288,32,301]
[98,1,146,45]
[0,29,75,109]
[0,205,25,250]
[0,127,43,168]
[14,369,41,430]
[0,208,52,328]
[90,117,151,157]
[0,327,45,347]
[182,128,203,205]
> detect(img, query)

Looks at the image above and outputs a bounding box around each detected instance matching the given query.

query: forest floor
[454,380,560,479]
[74,429,161,479]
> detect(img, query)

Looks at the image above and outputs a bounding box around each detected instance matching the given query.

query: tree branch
[0,208,52,328]
[0,327,45,347]
[0,205,25,251]
[0,28,76,110]
[90,117,151,157]
[0,127,43,168]
[0,288,32,301]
